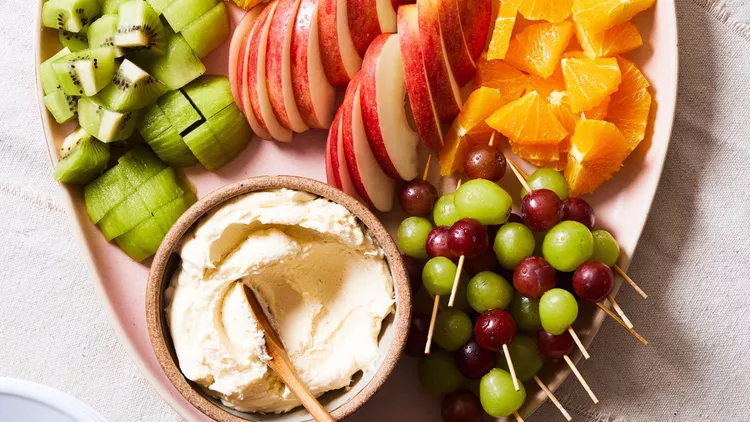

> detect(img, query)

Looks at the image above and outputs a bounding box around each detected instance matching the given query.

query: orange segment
[439,87,511,176]
[504,20,574,78]
[510,141,561,162]
[487,1,519,60]
[565,119,629,196]
[577,22,643,58]
[525,64,565,98]
[530,157,566,171]
[475,55,529,102]
[606,57,651,149]
[486,91,568,145]
[561,57,621,113]
[572,0,656,33]
[584,95,610,119]
[517,0,572,23]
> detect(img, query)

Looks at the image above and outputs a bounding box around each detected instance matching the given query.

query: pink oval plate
[35,1,677,420]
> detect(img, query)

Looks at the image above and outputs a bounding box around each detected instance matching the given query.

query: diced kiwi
[98,191,152,240]
[51,47,116,96]
[158,90,201,133]
[42,0,101,33]
[53,127,110,184]
[88,15,124,57]
[182,75,232,119]
[182,123,225,171]
[97,59,167,111]
[101,0,131,14]
[78,96,139,142]
[132,32,204,90]
[41,47,72,95]
[135,167,183,211]
[84,164,133,223]
[145,126,198,166]
[207,103,251,160]
[180,2,229,58]
[59,30,89,52]
[138,102,172,140]
[44,90,78,123]
[117,146,167,186]
[145,0,177,14]
[114,0,166,56]
[162,0,217,32]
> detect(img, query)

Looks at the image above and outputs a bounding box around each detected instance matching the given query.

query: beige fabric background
[0,0,748,421]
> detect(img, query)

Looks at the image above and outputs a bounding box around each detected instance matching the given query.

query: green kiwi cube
[117,146,167,187]
[53,127,110,184]
[180,2,229,58]
[114,0,166,56]
[207,103,251,160]
[51,47,117,96]
[158,90,201,134]
[162,0,217,32]
[84,164,134,223]
[59,30,89,52]
[42,0,101,33]
[88,15,124,57]
[78,97,139,142]
[98,191,152,240]
[44,90,78,124]
[101,0,131,14]
[97,59,167,111]
[132,32,205,90]
[145,0,177,14]
[183,123,226,171]
[41,47,72,95]
[183,75,232,119]
[138,103,172,140]
[146,126,199,167]
[135,167,183,211]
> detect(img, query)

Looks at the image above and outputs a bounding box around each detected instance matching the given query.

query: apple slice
[418,0,463,122]
[360,34,419,181]
[438,0,478,86]
[291,0,335,129]
[327,108,361,199]
[266,0,309,133]
[398,5,443,148]
[228,9,256,109]
[245,2,292,142]
[233,6,271,140]
[325,111,339,187]
[341,75,395,212]
[459,0,492,61]
[318,0,362,87]
[377,0,397,32]
[346,0,396,56]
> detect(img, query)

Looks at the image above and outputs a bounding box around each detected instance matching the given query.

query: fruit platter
[36,0,677,419]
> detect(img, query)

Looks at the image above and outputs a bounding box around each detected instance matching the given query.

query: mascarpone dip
[165,189,395,413]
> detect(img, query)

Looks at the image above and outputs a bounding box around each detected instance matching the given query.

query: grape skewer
[533,376,572,421]
[538,330,599,404]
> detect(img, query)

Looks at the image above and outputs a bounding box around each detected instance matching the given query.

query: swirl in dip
[165,189,395,413]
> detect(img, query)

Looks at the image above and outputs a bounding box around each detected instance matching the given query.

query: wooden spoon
[241,284,336,422]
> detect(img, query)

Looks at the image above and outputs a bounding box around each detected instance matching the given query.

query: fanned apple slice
[266,0,309,133]
[233,5,271,140]
[291,0,335,129]
[327,108,361,199]
[459,0,492,61]
[346,0,397,56]
[245,2,292,142]
[325,110,339,187]
[398,5,443,148]
[377,0,397,32]
[438,0,478,86]
[360,34,419,181]
[341,75,395,212]
[318,0,362,87]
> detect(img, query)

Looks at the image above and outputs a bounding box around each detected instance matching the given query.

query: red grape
[474,309,516,351]
[402,254,424,294]
[441,390,483,422]
[537,329,573,359]
[573,261,614,303]
[448,218,489,258]
[399,179,438,216]
[466,249,499,274]
[522,189,564,231]
[454,339,495,379]
[464,145,507,181]
[513,256,557,299]
[562,197,596,230]
[405,313,430,357]
[426,226,458,260]
[507,213,524,224]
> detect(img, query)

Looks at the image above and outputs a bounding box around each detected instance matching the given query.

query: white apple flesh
[318,0,362,87]
[326,108,361,199]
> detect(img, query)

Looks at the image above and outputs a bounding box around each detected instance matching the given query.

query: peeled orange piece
[572,0,656,33]
[585,95,610,119]
[531,157,566,171]
[606,57,651,149]
[504,20,574,78]
[440,87,511,176]
[577,22,643,59]
[475,55,529,102]
[486,91,568,145]
[566,119,629,196]
[487,1,519,60]
[510,141,561,162]
[562,57,621,113]
[526,65,565,98]
[517,0,572,23]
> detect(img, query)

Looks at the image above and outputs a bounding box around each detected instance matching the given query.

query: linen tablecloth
[1,0,749,420]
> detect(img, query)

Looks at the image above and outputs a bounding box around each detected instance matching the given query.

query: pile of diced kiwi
[42,0,251,261]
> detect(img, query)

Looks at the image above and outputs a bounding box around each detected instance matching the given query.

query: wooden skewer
[424,295,440,355]
[534,376,572,421]
[596,303,648,345]
[607,294,633,329]
[568,326,590,360]
[563,355,599,404]
[422,154,432,181]
[614,264,648,299]
[447,255,465,306]
[513,411,525,422]
[503,343,521,391]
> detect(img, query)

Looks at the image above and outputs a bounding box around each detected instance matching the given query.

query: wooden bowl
[145,176,411,421]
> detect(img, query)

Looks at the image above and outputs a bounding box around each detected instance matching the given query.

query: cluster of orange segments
[439,0,655,196]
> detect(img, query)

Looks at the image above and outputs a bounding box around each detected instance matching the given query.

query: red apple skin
[318,0,359,87]
[438,0,478,86]
[229,10,256,109]
[459,0,492,61]
[398,5,443,148]
[347,0,381,56]
[327,107,361,199]
[239,8,272,140]
[245,6,274,134]
[326,109,341,188]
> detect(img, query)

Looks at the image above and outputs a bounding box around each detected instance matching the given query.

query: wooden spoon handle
[269,358,335,422]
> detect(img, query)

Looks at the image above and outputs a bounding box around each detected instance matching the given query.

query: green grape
[467,271,514,313]
[479,368,526,417]
[434,309,473,351]
[497,336,544,382]
[423,257,457,296]
[454,179,513,225]
[510,292,542,332]
[539,288,579,335]
[397,217,433,259]
[494,223,536,270]
[440,274,471,311]
[418,350,464,396]
[433,193,461,227]
[521,168,569,200]
[542,221,594,272]
[591,230,620,267]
